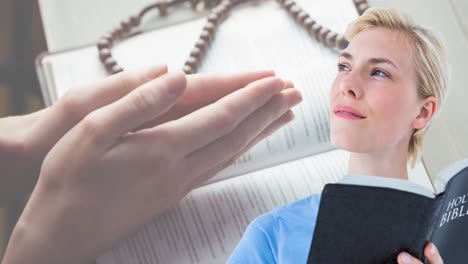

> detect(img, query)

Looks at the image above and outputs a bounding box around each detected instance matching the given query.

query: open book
[35,0,433,263]
[307,159,468,264]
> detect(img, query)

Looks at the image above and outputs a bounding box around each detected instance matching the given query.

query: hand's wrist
[3,217,58,264]
[4,187,95,264]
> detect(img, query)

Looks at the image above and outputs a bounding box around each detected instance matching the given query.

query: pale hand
[2,66,301,264]
[0,65,292,201]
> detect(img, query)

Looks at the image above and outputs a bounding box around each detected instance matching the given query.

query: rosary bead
[101,33,113,43]
[310,23,321,40]
[185,56,198,68]
[357,2,369,14]
[207,13,219,24]
[121,20,132,33]
[200,30,212,42]
[219,1,231,11]
[104,58,117,71]
[99,48,112,60]
[303,17,315,28]
[183,65,194,75]
[203,22,216,34]
[283,0,294,9]
[335,35,349,49]
[190,47,202,58]
[288,4,301,17]
[296,11,308,24]
[111,65,123,74]
[111,27,123,39]
[318,27,330,44]
[157,1,169,15]
[213,6,227,20]
[325,31,337,48]
[195,39,208,52]
[221,0,232,9]
[129,15,141,26]
[97,38,111,49]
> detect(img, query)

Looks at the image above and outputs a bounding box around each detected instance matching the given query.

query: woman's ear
[412,96,437,129]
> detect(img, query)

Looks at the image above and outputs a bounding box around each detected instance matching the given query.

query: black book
[307,159,468,264]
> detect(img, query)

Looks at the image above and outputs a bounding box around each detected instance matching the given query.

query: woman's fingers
[398,252,423,264]
[187,110,295,190]
[184,88,302,177]
[61,65,168,115]
[424,243,443,264]
[137,71,288,130]
[163,77,287,154]
[398,243,443,264]
[80,71,187,146]
[27,65,168,156]
[183,70,275,105]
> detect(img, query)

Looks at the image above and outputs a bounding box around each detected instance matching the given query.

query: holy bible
[307,159,468,264]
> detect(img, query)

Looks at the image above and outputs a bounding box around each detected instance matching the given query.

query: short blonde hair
[345,7,449,167]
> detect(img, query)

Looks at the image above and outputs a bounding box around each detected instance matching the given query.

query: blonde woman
[228,7,448,264]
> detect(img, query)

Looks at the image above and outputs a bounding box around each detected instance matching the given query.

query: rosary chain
[97,0,369,75]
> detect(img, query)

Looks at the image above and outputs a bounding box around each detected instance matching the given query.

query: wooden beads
[325,31,338,48]
[335,35,349,49]
[97,38,111,49]
[98,0,367,76]
[99,48,111,61]
[277,0,358,50]
[318,27,330,43]
[157,1,169,15]
[303,17,315,28]
[356,2,369,15]
[97,0,183,75]
[353,0,369,15]
[310,23,321,40]
[182,0,231,74]
[296,11,308,24]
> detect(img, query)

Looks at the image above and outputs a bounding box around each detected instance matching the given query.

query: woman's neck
[347,150,409,180]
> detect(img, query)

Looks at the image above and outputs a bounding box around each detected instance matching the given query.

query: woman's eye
[337,63,349,71]
[372,69,389,78]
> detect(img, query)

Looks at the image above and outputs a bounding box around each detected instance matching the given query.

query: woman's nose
[340,71,363,99]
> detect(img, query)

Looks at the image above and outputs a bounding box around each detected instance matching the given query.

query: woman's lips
[333,104,366,120]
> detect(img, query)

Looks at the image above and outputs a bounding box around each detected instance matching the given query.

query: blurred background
[0,0,46,258]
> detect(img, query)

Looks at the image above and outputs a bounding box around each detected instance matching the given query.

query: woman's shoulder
[228,194,322,263]
[252,193,322,233]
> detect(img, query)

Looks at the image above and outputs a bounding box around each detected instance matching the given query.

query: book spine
[429,194,446,241]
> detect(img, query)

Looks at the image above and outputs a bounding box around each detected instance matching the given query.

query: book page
[40,0,357,183]
[338,175,436,198]
[434,158,468,193]
[96,149,349,264]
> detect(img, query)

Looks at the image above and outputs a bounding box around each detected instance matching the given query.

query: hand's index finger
[83,71,187,147]
[183,70,275,105]
[163,76,286,154]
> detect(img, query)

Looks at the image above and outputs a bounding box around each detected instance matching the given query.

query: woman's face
[330,27,424,154]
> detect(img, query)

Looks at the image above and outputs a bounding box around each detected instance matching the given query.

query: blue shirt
[227,194,322,264]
